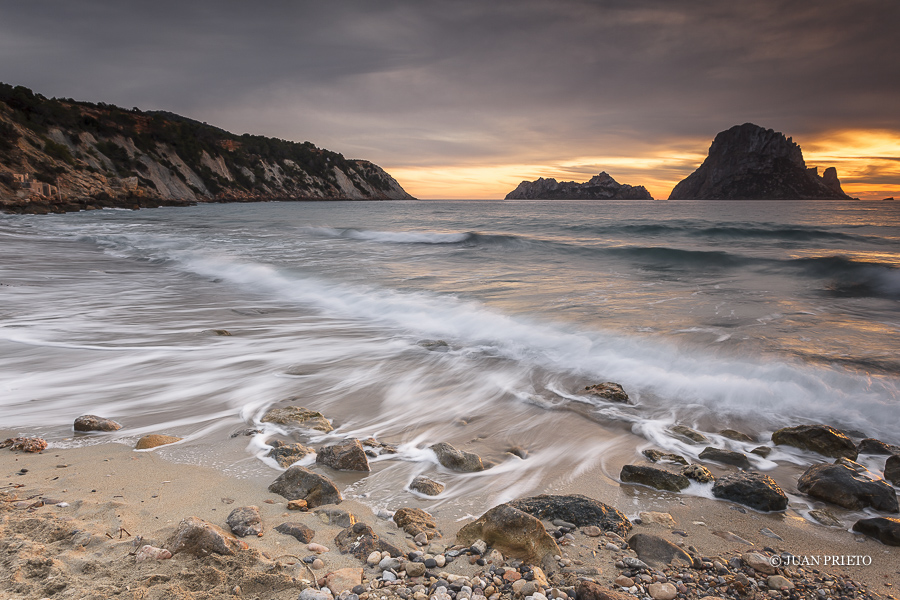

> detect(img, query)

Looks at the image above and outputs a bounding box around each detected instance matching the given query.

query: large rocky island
[669,123,851,200]
[505,171,652,200]
[0,83,413,214]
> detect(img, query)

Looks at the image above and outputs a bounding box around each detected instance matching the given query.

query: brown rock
[326,567,363,593]
[261,405,333,433]
[642,449,688,465]
[457,503,560,569]
[771,424,857,459]
[669,425,709,444]
[166,516,248,556]
[334,522,402,560]
[135,434,182,450]
[430,442,485,472]
[576,581,633,600]
[0,437,48,453]
[699,446,752,469]
[287,499,309,511]
[681,464,715,483]
[267,440,313,468]
[274,522,315,543]
[742,552,777,575]
[268,466,342,508]
[620,464,690,491]
[649,582,678,600]
[627,533,693,568]
[719,429,754,442]
[226,506,263,537]
[409,475,444,496]
[316,439,370,471]
[74,415,122,432]
[885,454,900,486]
[584,382,630,403]
[393,507,441,540]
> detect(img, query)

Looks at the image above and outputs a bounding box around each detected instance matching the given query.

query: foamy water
[1,199,898,515]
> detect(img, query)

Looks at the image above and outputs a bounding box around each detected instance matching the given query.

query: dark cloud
[2,0,898,195]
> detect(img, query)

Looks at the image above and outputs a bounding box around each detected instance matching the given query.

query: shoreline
[2,437,897,599]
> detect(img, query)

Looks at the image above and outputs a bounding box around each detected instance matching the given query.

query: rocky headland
[0,83,413,214]
[669,123,852,200]
[505,172,652,200]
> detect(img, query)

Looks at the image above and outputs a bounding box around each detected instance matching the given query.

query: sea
[2,199,899,516]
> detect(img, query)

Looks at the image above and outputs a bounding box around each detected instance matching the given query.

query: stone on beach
[857,438,900,455]
[808,509,843,527]
[325,567,363,593]
[134,544,172,562]
[681,464,715,483]
[648,582,678,600]
[668,425,709,444]
[771,424,857,459]
[135,434,182,450]
[718,429,755,442]
[274,521,316,543]
[885,454,900,486]
[698,446,752,469]
[627,533,693,568]
[316,439,370,471]
[430,442,485,472]
[852,517,900,546]
[576,580,632,600]
[457,503,560,569]
[409,475,445,496]
[583,382,630,403]
[334,522,402,559]
[267,440,313,468]
[638,511,676,528]
[166,516,248,556]
[268,465,343,508]
[642,449,687,465]
[797,463,898,512]
[742,552,777,574]
[620,464,690,492]
[393,507,441,540]
[73,415,122,432]
[260,405,333,432]
[315,508,357,527]
[507,493,632,536]
[226,506,263,537]
[0,437,47,453]
[711,472,788,512]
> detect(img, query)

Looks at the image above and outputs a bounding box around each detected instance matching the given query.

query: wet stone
[260,405,333,432]
[681,464,715,483]
[699,446,752,469]
[409,476,445,496]
[620,464,690,492]
[268,465,343,508]
[134,434,182,450]
[316,439,370,471]
[719,429,755,442]
[73,415,122,432]
[583,382,630,403]
[642,449,688,465]
[771,424,857,460]
[267,440,313,468]
[669,425,709,444]
[430,442,485,472]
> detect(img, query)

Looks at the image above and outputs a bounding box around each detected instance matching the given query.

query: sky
[2,0,898,200]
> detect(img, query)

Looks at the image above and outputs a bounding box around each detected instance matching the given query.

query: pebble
[614,576,634,587]
[308,543,329,553]
[312,559,325,570]
[368,551,382,566]
[582,526,602,537]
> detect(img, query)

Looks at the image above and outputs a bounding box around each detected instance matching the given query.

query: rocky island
[0,83,413,214]
[505,172,652,200]
[669,123,852,200]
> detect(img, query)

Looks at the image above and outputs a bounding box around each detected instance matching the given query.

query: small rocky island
[505,172,652,200]
[669,123,852,200]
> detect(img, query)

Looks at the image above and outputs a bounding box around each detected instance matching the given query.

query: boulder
[681,464,715,483]
[166,516,248,556]
[135,434,182,450]
[274,522,315,543]
[857,438,900,455]
[505,172,652,201]
[669,425,709,444]
[315,508,357,527]
[885,454,900,486]
[852,517,900,546]
[457,504,560,569]
[73,415,122,432]
[268,466,342,508]
[409,475,444,496]
[771,424,857,460]
[267,440,313,468]
[642,449,687,465]
[393,507,441,540]
[507,493,632,536]
[334,522,402,560]
[260,406,333,432]
[712,472,788,511]
[583,382,630,403]
[620,465,690,492]
[575,581,634,600]
[0,437,47,453]
[648,582,678,600]
[226,506,263,537]
[627,534,693,568]
[316,439,370,471]
[797,463,898,512]
[430,442,485,472]
[699,447,752,469]
[719,429,754,442]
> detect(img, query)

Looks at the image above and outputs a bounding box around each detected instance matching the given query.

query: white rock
[135,545,172,563]
[367,551,382,566]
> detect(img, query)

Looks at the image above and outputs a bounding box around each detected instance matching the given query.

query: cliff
[0,83,414,214]
[668,123,851,200]
[505,171,652,200]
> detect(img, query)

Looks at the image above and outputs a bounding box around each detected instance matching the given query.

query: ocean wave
[297,226,522,246]
[564,221,881,243]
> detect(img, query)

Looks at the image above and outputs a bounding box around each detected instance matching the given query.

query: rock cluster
[505,172,652,200]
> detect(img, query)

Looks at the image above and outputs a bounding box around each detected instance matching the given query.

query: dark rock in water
[505,445,529,459]
[268,466,343,507]
[852,517,900,546]
[334,522,401,559]
[809,509,843,527]
[797,463,898,512]
[261,405,333,433]
[275,522,315,543]
[834,457,867,472]
[669,425,709,444]
[267,440,314,468]
[712,472,788,512]
[226,506,263,537]
[858,438,900,455]
[316,439,370,472]
[719,429,754,442]
[627,533,693,568]
[74,415,122,432]
[508,494,632,536]
[620,465,690,492]
[681,464,715,483]
[430,442,485,472]
[699,447,752,469]
[166,516,248,556]
[668,123,852,200]
[771,424,857,460]
[505,172,652,200]
[409,476,444,496]
[457,504,560,569]
[583,382,630,403]
[642,449,688,465]
[750,446,772,458]
[230,428,262,438]
[393,507,441,540]
[361,437,399,457]
[885,455,900,486]
[418,339,450,352]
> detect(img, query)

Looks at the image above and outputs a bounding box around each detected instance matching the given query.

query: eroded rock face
[668,123,852,200]
[73,415,122,432]
[852,517,900,546]
[457,504,560,569]
[505,172,652,200]
[508,494,632,536]
[268,466,343,508]
[620,465,690,492]
[430,442,485,472]
[771,424,857,460]
[315,439,370,471]
[260,406,333,432]
[797,463,898,512]
[393,507,441,540]
[711,472,788,512]
[166,516,248,556]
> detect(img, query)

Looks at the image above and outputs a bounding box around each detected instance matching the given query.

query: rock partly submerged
[620,465,690,492]
[505,171,652,200]
[698,447,752,470]
[711,472,788,512]
[260,405,334,433]
[797,463,898,512]
[73,415,122,432]
[430,442,486,472]
[409,475,445,496]
[771,424,857,460]
[316,439,370,471]
[583,382,630,403]
[134,434,182,450]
